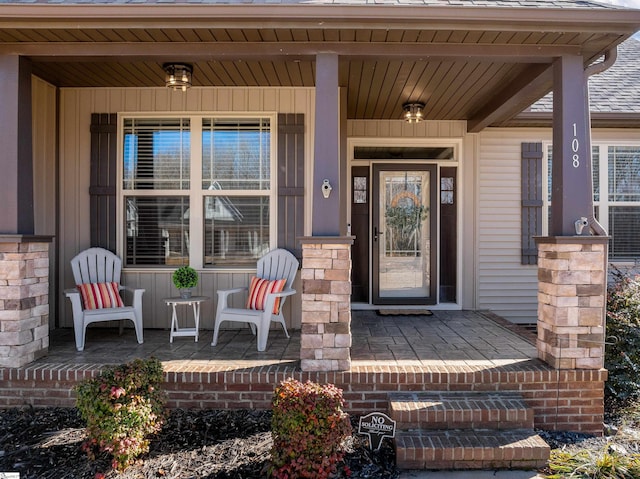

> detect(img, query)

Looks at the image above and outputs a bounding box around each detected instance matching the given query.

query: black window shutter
[90,113,118,253]
[521,142,543,265]
[277,114,305,259]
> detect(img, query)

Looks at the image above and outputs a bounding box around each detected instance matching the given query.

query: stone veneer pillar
[535,236,608,369]
[299,237,354,371]
[0,235,53,368]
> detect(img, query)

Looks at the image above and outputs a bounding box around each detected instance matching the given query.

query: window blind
[125,196,189,266]
[202,118,270,191]
[123,118,191,190]
[610,206,640,261]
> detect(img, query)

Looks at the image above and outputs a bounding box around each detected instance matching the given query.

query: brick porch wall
[0,364,606,434]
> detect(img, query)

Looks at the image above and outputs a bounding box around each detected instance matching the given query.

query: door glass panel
[379,170,431,298]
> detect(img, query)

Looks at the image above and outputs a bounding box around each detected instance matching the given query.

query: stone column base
[535,236,607,369]
[0,235,52,368]
[299,237,354,372]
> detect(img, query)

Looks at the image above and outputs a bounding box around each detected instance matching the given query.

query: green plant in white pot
[172,266,198,299]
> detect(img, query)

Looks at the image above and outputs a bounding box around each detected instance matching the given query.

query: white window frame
[117,112,278,270]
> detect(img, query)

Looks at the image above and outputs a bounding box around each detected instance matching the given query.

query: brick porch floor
[0,310,607,433]
[42,310,538,368]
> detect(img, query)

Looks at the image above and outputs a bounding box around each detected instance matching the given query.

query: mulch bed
[0,406,399,479]
[4,398,640,479]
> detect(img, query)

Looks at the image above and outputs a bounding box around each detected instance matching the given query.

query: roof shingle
[531,38,640,114]
[0,0,623,6]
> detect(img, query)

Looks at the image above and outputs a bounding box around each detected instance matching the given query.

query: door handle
[373,226,383,242]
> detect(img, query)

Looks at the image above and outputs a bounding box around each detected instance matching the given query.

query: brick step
[389,391,533,431]
[395,429,550,470]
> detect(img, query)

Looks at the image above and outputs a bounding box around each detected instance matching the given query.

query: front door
[372,164,437,304]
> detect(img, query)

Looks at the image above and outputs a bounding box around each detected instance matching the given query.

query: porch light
[163,63,193,92]
[403,102,425,123]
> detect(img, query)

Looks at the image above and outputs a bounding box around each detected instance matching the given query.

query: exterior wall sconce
[163,63,193,92]
[403,102,425,123]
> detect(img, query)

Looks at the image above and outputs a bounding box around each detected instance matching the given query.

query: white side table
[163,296,209,343]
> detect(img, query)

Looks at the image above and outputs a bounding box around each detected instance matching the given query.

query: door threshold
[351,302,462,311]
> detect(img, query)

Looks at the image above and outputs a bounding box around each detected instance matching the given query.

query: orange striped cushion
[77,282,125,310]
[246,276,286,314]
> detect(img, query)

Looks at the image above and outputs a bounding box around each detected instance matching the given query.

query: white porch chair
[65,247,144,351]
[211,248,299,352]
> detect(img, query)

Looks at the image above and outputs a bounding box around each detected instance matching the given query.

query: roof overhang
[0,3,637,28]
[0,3,639,131]
[504,111,640,129]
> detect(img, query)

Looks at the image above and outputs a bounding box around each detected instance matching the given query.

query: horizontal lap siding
[477,129,549,324]
[58,87,313,329]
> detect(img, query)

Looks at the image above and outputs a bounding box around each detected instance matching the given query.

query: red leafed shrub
[270,378,352,479]
[75,358,167,472]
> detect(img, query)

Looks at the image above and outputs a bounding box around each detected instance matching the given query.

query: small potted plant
[172,265,198,299]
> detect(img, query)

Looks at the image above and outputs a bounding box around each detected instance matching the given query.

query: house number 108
[571,123,580,168]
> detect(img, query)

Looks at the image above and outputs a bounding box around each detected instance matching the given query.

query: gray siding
[476,129,550,323]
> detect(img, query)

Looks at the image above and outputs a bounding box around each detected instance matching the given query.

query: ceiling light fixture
[163,63,193,92]
[403,102,425,123]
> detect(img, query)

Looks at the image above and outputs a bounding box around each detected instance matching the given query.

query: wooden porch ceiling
[1,5,639,131]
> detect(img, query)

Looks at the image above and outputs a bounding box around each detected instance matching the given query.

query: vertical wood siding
[32,76,58,327]
[348,119,466,138]
[58,87,313,329]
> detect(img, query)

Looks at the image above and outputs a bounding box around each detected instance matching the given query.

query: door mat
[377,309,432,316]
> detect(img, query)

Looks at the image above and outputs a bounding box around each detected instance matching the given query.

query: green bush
[605,268,640,402]
[270,378,352,479]
[75,358,167,472]
[546,445,640,479]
